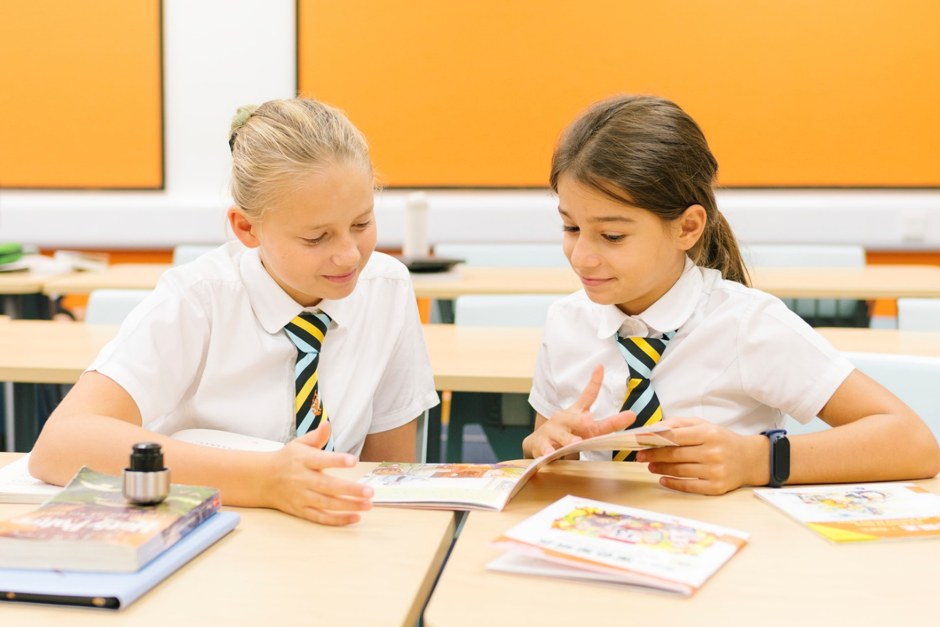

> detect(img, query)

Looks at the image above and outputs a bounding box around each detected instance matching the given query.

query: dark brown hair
[550,95,749,286]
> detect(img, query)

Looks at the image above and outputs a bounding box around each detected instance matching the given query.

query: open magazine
[359,424,676,511]
[487,495,749,596]
[755,482,940,543]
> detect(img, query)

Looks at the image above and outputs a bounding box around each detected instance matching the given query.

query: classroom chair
[172,245,218,266]
[85,289,153,325]
[897,298,940,332]
[741,244,868,327]
[786,352,940,440]
[445,294,563,463]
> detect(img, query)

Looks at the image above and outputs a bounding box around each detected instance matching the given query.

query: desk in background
[425,461,940,626]
[4,321,940,453]
[40,264,171,296]
[30,262,940,301]
[0,454,456,627]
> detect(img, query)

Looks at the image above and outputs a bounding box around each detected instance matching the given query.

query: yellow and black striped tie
[612,330,676,462]
[284,312,333,449]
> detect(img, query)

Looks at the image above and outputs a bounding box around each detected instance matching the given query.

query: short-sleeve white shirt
[89,242,440,457]
[528,257,855,461]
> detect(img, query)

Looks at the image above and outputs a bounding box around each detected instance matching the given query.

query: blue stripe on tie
[616,343,652,378]
[297,411,315,436]
[295,352,315,376]
[628,382,655,414]
[285,329,318,355]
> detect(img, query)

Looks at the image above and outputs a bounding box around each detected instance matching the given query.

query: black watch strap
[760,429,790,487]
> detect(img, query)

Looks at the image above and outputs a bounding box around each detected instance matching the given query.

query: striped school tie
[612,330,676,462]
[284,312,333,449]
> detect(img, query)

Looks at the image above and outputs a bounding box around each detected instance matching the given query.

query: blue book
[0,511,240,610]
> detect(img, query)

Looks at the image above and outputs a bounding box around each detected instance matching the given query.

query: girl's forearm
[784,413,940,485]
[29,414,273,507]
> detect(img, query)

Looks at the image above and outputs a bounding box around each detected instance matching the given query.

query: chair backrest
[85,289,153,325]
[172,245,218,266]
[897,298,940,332]
[433,243,569,268]
[454,294,564,328]
[786,351,940,439]
[741,244,865,268]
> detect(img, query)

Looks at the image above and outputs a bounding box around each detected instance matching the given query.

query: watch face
[774,437,791,483]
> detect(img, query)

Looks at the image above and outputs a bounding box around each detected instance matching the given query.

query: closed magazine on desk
[0,510,239,610]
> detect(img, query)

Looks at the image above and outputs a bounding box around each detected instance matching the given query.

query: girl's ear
[675,204,707,251]
[227,206,261,248]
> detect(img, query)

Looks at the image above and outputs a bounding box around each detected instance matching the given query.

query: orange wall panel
[298,1,940,188]
[0,0,163,188]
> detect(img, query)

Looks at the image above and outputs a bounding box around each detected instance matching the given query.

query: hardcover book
[0,467,220,572]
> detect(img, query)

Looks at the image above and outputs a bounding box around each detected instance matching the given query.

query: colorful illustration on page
[551,506,718,555]
[793,488,888,518]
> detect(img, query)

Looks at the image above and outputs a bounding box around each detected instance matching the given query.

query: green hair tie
[229,104,259,152]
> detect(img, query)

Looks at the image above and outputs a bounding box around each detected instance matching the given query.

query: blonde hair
[228,98,372,219]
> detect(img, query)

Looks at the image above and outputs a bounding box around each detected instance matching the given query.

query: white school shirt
[528,257,855,461]
[89,242,440,457]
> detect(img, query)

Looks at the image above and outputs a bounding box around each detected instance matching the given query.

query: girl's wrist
[746,434,772,486]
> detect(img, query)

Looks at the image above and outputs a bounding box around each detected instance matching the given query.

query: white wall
[2,0,939,251]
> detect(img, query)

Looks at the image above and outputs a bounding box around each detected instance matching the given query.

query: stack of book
[0,467,239,609]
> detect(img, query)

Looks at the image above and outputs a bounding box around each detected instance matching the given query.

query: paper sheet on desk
[0,455,61,503]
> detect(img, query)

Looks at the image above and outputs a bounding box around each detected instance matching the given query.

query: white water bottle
[403,192,430,259]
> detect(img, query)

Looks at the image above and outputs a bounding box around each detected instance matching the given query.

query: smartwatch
[760,429,790,487]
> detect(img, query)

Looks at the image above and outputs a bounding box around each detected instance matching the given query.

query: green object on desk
[0,243,23,266]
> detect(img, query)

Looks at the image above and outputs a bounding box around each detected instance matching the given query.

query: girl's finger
[302,507,362,526]
[647,461,708,479]
[573,364,605,412]
[658,476,716,495]
[589,410,636,436]
[306,490,373,512]
[301,449,358,471]
[309,472,375,499]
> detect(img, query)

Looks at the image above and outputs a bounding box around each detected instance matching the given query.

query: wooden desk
[40,264,171,296]
[749,265,940,299]
[29,262,940,301]
[0,271,49,296]
[4,322,940,389]
[425,461,940,626]
[0,454,456,626]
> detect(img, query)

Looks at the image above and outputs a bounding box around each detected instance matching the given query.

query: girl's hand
[635,417,770,495]
[523,365,637,458]
[259,423,374,525]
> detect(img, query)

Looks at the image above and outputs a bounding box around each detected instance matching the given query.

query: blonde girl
[32,99,439,524]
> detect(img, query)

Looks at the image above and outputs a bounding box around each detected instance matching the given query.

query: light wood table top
[0,454,455,626]
[3,322,940,389]
[0,270,68,295]
[27,262,940,300]
[749,264,940,299]
[40,264,172,296]
[425,461,940,627]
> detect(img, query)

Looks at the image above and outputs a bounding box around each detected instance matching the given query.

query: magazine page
[490,495,749,595]
[363,424,676,511]
[363,423,677,511]
[755,483,940,543]
[360,461,531,510]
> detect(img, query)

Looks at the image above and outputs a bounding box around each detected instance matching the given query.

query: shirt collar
[595,256,702,339]
[241,247,349,334]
